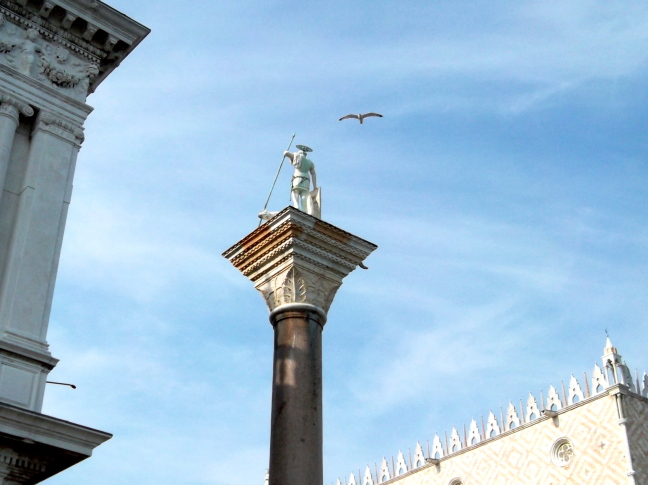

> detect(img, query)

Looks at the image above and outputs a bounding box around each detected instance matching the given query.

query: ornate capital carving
[36,111,84,143]
[223,207,377,316]
[0,99,18,120]
[0,93,33,117]
[258,266,341,314]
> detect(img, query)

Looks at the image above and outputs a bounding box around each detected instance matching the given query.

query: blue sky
[42,1,648,484]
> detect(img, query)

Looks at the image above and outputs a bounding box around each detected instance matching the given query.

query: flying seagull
[339,112,383,124]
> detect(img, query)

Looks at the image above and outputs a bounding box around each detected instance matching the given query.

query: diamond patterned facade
[337,339,648,485]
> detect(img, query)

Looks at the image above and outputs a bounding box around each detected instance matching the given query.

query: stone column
[268,306,325,484]
[0,111,83,412]
[0,95,32,193]
[223,207,377,485]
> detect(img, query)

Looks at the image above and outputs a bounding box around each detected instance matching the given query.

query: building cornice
[0,0,149,95]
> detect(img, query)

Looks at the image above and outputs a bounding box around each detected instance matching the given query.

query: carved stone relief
[0,14,99,100]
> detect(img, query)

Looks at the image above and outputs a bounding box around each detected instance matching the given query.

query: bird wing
[361,112,383,119]
[339,114,360,121]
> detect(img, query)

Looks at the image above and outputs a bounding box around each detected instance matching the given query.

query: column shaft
[0,114,80,412]
[269,309,324,485]
[0,114,81,347]
[0,103,19,194]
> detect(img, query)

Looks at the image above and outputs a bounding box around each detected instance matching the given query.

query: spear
[259,133,296,227]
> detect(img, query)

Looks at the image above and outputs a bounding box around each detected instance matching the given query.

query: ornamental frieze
[0,14,99,100]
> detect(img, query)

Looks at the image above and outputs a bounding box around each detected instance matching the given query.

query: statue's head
[295,144,313,155]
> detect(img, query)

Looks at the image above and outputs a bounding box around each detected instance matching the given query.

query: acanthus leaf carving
[259,265,341,314]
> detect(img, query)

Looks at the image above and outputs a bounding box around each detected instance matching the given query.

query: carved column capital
[35,111,84,144]
[223,207,377,318]
[0,93,33,120]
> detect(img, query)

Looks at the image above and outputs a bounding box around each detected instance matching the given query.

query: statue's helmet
[295,144,313,153]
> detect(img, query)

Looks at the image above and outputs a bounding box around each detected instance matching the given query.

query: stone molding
[223,207,377,315]
[35,110,83,143]
[0,401,111,483]
[0,450,46,474]
[269,303,328,326]
[0,2,101,62]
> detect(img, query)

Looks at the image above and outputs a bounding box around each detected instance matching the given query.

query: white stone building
[332,338,648,485]
[0,0,148,483]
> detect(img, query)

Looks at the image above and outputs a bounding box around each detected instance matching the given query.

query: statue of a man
[284,145,320,217]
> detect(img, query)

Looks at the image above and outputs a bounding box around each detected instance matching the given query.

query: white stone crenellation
[331,338,645,485]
